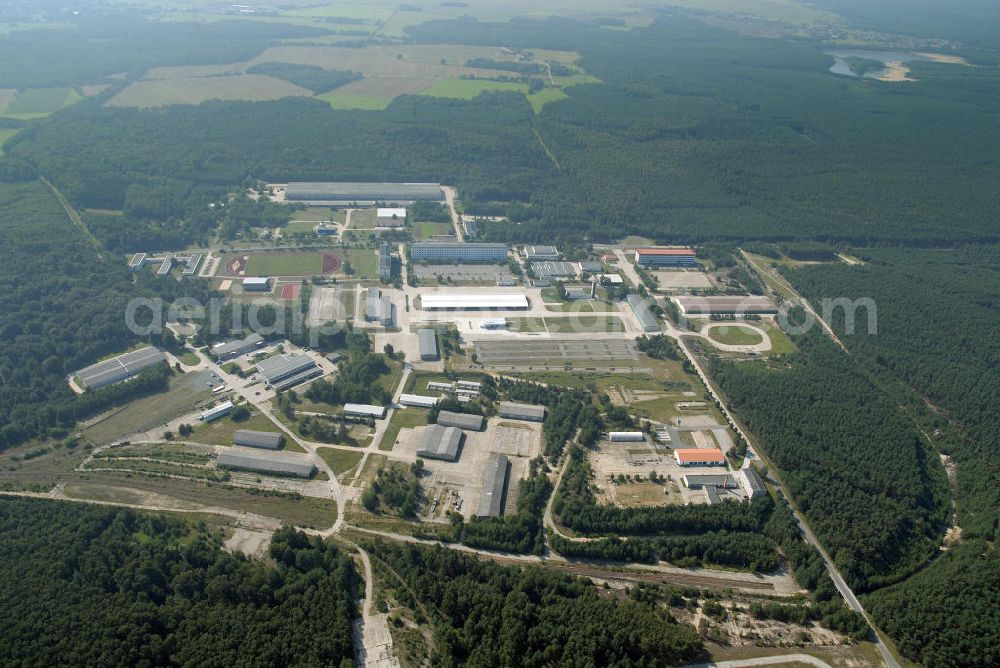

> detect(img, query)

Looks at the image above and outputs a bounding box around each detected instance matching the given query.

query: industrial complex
[74,347,166,390]
[281,182,443,205]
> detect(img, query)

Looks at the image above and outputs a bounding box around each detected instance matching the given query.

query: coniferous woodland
[0,497,357,666]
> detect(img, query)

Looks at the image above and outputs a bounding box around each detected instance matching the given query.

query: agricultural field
[1,87,81,119]
[317,92,390,110]
[417,78,529,100]
[106,75,310,108]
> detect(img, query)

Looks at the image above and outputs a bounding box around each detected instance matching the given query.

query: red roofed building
[635,247,697,267]
[674,448,726,466]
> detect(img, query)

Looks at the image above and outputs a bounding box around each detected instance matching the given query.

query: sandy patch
[916,52,969,65]
[219,279,232,291]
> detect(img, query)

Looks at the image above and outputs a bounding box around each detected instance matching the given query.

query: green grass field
[341,248,377,278]
[347,208,377,229]
[0,128,21,156]
[1,87,81,118]
[317,92,390,110]
[245,252,324,276]
[289,206,345,223]
[380,408,428,452]
[528,88,569,112]
[82,376,212,446]
[282,220,321,235]
[545,315,624,333]
[708,324,765,346]
[318,447,364,475]
[763,322,797,354]
[417,78,529,100]
[189,411,282,447]
[413,221,453,239]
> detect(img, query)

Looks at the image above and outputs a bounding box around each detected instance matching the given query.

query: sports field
[279,283,301,300]
[708,325,765,346]
[242,252,340,276]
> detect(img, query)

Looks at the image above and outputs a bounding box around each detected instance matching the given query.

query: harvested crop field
[106,75,311,108]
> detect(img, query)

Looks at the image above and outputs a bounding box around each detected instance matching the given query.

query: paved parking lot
[474,338,638,365]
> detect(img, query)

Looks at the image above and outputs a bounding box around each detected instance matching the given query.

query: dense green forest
[365,540,705,666]
[710,327,950,590]
[0,497,356,666]
[9,17,1000,246]
[0,174,214,450]
[782,247,1000,664]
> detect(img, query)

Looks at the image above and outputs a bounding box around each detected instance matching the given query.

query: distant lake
[825,49,942,79]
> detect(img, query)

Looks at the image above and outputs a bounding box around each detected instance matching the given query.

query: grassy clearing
[282,220,320,236]
[107,75,309,108]
[317,92,390,110]
[290,206,345,223]
[0,128,21,156]
[189,412,281,447]
[413,221,453,240]
[375,358,404,397]
[318,447,364,475]
[347,208,377,229]
[708,325,765,346]
[82,376,213,446]
[2,87,80,118]
[245,252,324,276]
[178,352,200,366]
[341,248,378,279]
[528,88,569,112]
[380,407,429,452]
[763,322,796,354]
[544,315,624,333]
[507,317,548,333]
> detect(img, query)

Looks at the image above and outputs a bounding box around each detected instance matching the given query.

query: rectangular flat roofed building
[157,256,173,276]
[379,242,392,281]
[416,425,464,462]
[411,242,507,264]
[218,447,316,478]
[76,346,166,390]
[609,431,645,442]
[129,253,146,271]
[436,410,484,431]
[531,261,576,278]
[635,248,696,267]
[477,453,510,517]
[682,474,736,489]
[211,332,264,361]
[399,393,440,408]
[243,276,271,291]
[420,293,528,310]
[256,353,317,386]
[201,401,234,422]
[674,448,727,467]
[183,254,202,275]
[524,245,559,260]
[233,429,284,450]
[626,293,660,333]
[498,401,546,422]
[418,328,439,361]
[376,208,407,227]
[673,295,777,316]
[344,403,386,419]
[736,467,767,500]
[284,182,443,204]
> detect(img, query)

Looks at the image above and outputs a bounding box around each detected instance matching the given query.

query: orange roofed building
[674,448,726,466]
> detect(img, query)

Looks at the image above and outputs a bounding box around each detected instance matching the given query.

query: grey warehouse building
[284,182,443,205]
[233,429,284,450]
[75,346,166,390]
[411,242,507,264]
[217,447,316,478]
[418,328,439,361]
[436,410,484,431]
[212,332,264,360]
[256,353,320,389]
[626,294,660,333]
[477,453,510,517]
[416,425,464,462]
[498,401,546,422]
